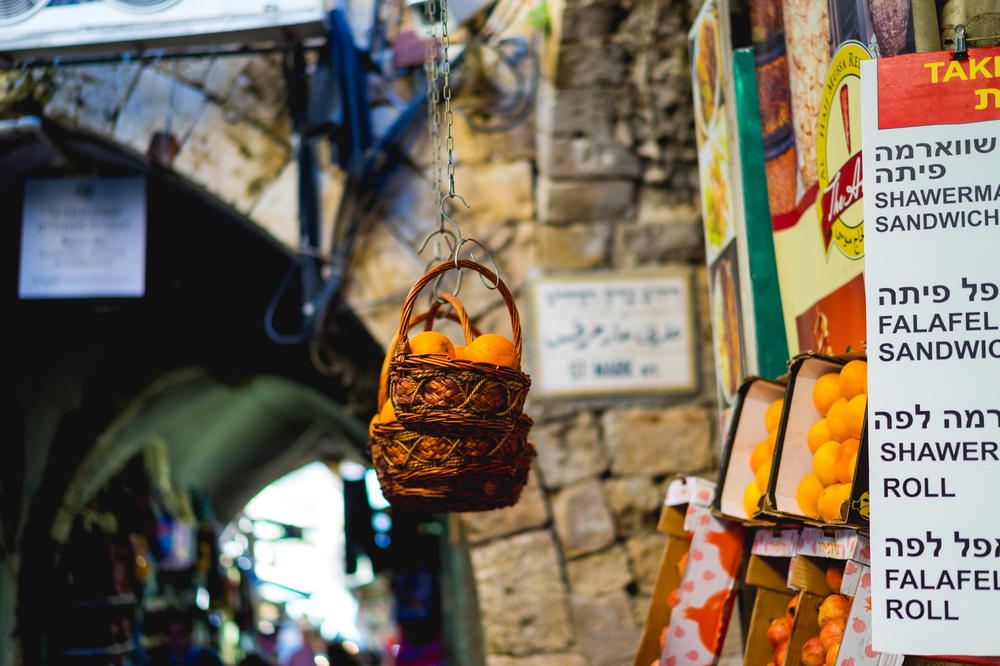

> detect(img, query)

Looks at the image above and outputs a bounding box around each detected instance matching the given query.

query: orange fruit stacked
[801,572,852,666]
[744,398,782,518]
[796,360,867,522]
[368,330,519,430]
[764,595,798,666]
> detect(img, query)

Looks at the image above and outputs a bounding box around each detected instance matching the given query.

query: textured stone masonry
[3,0,715,660]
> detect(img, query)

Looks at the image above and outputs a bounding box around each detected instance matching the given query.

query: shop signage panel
[19,176,146,299]
[861,47,1000,656]
[530,271,697,398]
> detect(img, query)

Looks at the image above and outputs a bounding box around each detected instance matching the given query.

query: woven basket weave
[369,296,536,512]
[389,260,531,435]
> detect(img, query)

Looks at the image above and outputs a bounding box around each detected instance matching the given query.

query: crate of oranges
[368,261,536,512]
[715,376,787,522]
[764,353,869,526]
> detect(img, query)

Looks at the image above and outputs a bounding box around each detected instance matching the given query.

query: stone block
[340,220,425,310]
[535,81,615,140]
[174,103,288,212]
[560,2,623,42]
[602,405,714,476]
[565,545,632,596]
[248,160,343,254]
[539,222,612,271]
[452,161,534,224]
[450,105,536,164]
[487,655,589,666]
[368,165,438,250]
[471,530,574,656]
[538,137,641,179]
[631,594,652,629]
[602,476,662,536]
[555,44,626,88]
[537,178,635,224]
[533,412,609,490]
[226,55,287,130]
[625,532,668,595]
[552,479,615,559]
[45,63,142,135]
[569,590,640,666]
[157,58,212,88]
[114,69,208,154]
[615,220,704,266]
[636,188,700,226]
[202,55,254,99]
[461,465,549,544]
[248,160,298,249]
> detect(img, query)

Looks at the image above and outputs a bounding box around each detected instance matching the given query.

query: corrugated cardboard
[743,555,796,666]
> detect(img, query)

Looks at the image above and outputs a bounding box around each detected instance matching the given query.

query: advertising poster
[766,0,923,357]
[691,0,751,413]
[862,46,1000,655]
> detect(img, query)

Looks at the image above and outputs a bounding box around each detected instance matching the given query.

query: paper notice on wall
[861,48,1000,655]
[19,176,146,299]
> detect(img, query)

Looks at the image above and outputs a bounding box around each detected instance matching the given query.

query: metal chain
[423,0,443,226]
[418,0,503,297]
[440,0,456,197]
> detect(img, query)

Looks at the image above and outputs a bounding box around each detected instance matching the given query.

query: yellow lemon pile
[796,360,867,522]
[744,398,782,518]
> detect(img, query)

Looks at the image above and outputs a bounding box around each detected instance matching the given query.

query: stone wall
[1,0,724,663]
[452,1,730,664]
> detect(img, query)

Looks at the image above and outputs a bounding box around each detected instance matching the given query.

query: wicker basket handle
[394,260,522,360]
[377,299,482,407]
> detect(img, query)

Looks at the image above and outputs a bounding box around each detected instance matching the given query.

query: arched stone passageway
[2,1,723,661]
[0,120,388,664]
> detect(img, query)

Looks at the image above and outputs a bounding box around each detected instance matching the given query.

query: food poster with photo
[765,0,924,358]
[691,0,753,413]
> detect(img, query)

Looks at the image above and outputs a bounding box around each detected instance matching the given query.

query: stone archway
[0,118,384,665]
[2,2,721,660]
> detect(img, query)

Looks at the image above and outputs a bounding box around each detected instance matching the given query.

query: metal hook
[455,236,502,291]
[418,226,459,303]
[953,24,968,61]
[439,192,471,247]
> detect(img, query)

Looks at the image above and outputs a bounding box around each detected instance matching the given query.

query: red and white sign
[877,47,1000,129]
[862,49,1000,655]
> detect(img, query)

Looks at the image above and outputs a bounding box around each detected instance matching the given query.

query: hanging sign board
[18,176,146,299]
[530,271,697,398]
[861,47,1000,656]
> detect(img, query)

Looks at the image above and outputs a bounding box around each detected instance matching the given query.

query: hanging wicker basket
[369,295,536,512]
[389,260,531,436]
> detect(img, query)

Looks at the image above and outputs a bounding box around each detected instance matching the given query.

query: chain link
[419,0,503,297]
[440,0,457,197]
[423,0,443,228]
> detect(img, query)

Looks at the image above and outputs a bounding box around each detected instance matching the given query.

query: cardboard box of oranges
[762,353,869,528]
[715,376,787,523]
[741,530,800,666]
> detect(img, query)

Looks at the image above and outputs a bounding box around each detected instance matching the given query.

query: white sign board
[531,271,697,397]
[862,55,1000,655]
[19,176,146,299]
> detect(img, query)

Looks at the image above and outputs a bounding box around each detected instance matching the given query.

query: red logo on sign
[820,151,863,248]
